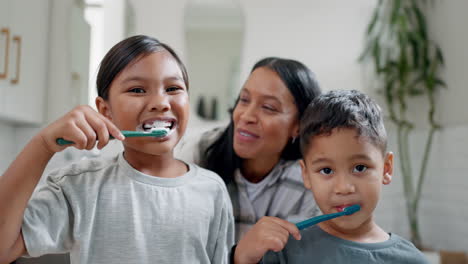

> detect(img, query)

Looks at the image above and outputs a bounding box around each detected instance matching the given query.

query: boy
[262,90,428,263]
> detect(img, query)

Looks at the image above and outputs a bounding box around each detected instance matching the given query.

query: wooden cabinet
[0,0,50,124]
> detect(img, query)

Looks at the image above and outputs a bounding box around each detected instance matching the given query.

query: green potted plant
[360,0,445,249]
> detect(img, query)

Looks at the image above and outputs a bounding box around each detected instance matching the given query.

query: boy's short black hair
[299,90,387,156]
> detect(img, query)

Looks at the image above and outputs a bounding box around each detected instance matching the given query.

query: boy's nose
[333,174,355,195]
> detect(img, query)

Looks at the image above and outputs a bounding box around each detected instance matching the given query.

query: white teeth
[137,120,174,133]
[240,132,253,137]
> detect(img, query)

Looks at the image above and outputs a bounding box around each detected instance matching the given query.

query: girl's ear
[299,159,312,190]
[96,97,112,120]
[382,152,394,185]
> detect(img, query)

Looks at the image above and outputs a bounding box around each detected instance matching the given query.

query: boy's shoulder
[264,226,429,263]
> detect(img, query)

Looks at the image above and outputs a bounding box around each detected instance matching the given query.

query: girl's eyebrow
[121,76,147,83]
[121,76,184,84]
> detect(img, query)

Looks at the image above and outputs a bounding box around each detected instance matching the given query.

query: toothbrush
[295,204,361,230]
[56,129,168,146]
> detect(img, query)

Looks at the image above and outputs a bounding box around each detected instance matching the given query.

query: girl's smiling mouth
[136,118,176,136]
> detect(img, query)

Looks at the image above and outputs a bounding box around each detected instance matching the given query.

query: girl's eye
[166,86,182,93]
[129,87,145,93]
[353,165,368,173]
[319,168,334,175]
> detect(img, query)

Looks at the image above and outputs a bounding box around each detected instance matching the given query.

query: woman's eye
[129,87,145,93]
[239,97,249,104]
[262,105,277,112]
[319,168,334,175]
[353,165,368,173]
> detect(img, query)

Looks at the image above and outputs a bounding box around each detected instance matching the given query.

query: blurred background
[0,0,467,263]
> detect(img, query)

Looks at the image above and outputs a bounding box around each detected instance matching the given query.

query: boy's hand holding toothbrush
[38,105,124,153]
[234,216,301,264]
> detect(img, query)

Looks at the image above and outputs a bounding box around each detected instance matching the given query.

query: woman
[185,57,322,241]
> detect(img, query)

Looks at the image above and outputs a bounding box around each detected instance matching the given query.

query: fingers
[235,217,301,264]
[267,217,301,241]
[44,105,124,152]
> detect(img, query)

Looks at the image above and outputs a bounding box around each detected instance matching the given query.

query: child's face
[299,128,393,233]
[97,50,189,156]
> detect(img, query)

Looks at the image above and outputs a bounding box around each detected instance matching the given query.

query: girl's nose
[333,174,355,195]
[148,92,170,112]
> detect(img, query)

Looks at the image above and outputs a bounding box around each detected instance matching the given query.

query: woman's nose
[238,104,258,124]
[148,91,170,112]
[333,173,355,195]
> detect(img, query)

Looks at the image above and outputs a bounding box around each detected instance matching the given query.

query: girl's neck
[318,216,389,243]
[241,154,281,183]
[123,148,188,178]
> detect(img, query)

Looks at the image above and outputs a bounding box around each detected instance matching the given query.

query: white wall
[186,28,243,120]
[130,0,187,61]
[0,121,16,172]
[238,0,375,94]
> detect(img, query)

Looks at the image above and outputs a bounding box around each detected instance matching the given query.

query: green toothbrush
[56,129,168,146]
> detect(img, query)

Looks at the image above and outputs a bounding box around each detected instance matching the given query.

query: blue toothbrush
[295,204,361,230]
[56,129,168,146]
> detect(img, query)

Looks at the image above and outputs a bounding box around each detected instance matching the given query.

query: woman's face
[233,67,299,161]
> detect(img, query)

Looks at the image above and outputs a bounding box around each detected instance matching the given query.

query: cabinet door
[3,0,50,124]
[0,0,11,114]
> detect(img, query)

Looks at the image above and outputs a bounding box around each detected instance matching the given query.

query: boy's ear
[96,97,112,120]
[299,159,312,190]
[382,152,394,185]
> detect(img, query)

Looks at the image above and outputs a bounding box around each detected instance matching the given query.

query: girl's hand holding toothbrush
[38,105,124,153]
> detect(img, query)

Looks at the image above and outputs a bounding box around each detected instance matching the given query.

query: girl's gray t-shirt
[21,153,235,264]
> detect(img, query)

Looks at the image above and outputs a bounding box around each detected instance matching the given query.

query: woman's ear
[96,97,112,120]
[292,120,300,139]
[382,152,394,185]
[299,159,312,190]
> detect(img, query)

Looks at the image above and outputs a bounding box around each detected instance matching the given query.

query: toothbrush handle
[56,130,167,146]
[295,212,344,230]
[56,135,117,146]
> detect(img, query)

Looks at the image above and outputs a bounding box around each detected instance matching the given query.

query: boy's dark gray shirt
[262,225,429,264]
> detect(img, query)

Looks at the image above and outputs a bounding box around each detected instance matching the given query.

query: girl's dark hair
[96,35,188,100]
[202,57,321,184]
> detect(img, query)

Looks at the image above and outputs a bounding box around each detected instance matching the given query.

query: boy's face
[96,50,189,157]
[299,128,393,233]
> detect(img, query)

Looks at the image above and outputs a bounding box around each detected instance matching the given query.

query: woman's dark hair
[96,35,188,100]
[202,57,321,184]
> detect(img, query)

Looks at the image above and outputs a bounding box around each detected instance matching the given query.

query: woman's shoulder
[276,159,303,183]
[175,123,227,164]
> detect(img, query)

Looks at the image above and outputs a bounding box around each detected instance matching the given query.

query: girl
[0,35,234,264]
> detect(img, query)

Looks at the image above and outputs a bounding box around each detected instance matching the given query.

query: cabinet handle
[10,35,21,84]
[0,28,9,79]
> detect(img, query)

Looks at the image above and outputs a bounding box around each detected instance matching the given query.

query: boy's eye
[319,168,334,175]
[129,87,145,93]
[353,165,368,173]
